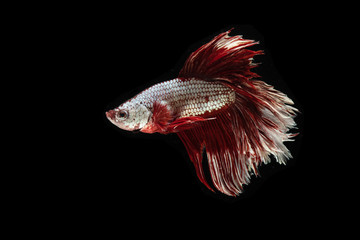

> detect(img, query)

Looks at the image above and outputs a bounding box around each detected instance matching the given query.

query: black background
[64,25,310,205]
[66,23,314,210]
[14,5,346,235]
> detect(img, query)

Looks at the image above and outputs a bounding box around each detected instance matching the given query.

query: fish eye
[117,110,128,119]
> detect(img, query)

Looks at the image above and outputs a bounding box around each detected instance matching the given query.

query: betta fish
[106,29,298,196]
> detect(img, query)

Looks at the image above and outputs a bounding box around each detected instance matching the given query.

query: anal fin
[177,115,250,196]
[176,104,259,196]
[177,128,214,192]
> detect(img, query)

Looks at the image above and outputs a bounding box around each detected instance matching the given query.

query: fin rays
[177,85,297,196]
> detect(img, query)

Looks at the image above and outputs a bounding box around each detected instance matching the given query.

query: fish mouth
[106,110,116,120]
[105,110,130,130]
[106,110,118,126]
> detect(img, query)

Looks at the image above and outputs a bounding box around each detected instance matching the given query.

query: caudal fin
[177,29,298,196]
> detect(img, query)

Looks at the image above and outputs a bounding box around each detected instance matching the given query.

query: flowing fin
[178,89,297,196]
[167,116,215,133]
[179,28,263,83]
[176,29,298,196]
[177,106,249,196]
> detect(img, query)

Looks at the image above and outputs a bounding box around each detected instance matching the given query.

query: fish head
[106,100,151,132]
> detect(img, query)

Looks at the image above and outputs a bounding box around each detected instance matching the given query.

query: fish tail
[177,29,298,196]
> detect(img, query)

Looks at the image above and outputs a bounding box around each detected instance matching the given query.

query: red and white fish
[106,29,298,196]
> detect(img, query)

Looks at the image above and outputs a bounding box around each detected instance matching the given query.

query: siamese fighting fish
[106,29,298,196]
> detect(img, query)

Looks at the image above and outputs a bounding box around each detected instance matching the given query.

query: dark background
[61,24,312,203]
[13,6,346,235]
[63,22,315,209]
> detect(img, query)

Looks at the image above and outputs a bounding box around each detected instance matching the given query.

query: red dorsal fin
[179,29,263,84]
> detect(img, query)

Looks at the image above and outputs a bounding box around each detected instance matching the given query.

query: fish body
[106,29,298,196]
[106,78,234,133]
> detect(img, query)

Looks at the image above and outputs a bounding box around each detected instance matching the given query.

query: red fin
[175,30,298,196]
[167,116,215,133]
[179,29,263,83]
[177,106,250,196]
[176,30,297,196]
[141,101,173,134]
[141,101,214,134]
[177,88,298,196]
[176,129,214,192]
